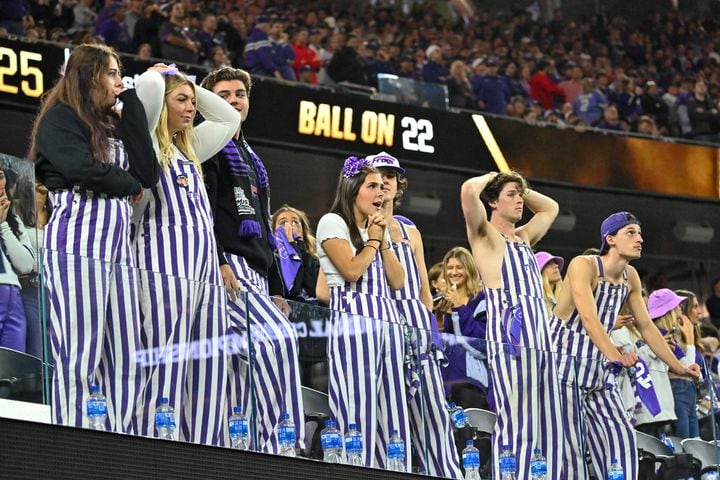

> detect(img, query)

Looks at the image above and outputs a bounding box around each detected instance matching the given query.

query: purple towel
[502,306,523,356]
[273,225,301,291]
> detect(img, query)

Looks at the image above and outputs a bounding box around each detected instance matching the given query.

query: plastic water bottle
[345,423,363,466]
[608,458,624,480]
[499,445,516,480]
[86,385,107,431]
[386,429,406,472]
[448,402,470,428]
[706,469,719,480]
[277,412,296,457]
[155,397,176,440]
[659,433,675,453]
[229,405,249,450]
[320,420,344,463]
[530,449,547,479]
[462,439,481,480]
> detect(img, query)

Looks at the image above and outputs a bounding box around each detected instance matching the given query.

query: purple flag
[274,225,302,292]
[631,357,662,416]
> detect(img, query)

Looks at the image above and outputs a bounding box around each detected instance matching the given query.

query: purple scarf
[221,137,275,249]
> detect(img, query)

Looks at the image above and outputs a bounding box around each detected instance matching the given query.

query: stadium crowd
[2,0,720,141]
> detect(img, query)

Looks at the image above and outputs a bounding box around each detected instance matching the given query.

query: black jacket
[35,89,158,196]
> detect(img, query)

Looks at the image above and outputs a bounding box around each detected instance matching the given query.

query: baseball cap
[600,211,641,251]
[647,288,686,320]
[534,251,564,272]
[365,151,404,174]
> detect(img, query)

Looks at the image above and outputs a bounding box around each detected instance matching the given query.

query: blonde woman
[534,251,564,316]
[133,64,240,445]
[437,246,491,409]
[649,288,698,438]
[271,204,319,302]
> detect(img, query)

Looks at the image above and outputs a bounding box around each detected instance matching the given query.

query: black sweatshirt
[204,136,284,295]
[35,89,159,196]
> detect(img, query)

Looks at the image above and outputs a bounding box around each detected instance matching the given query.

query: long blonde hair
[541,266,562,311]
[442,246,482,298]
[156,73,200,171]
[654,309,687,349]
[272,204,317,259]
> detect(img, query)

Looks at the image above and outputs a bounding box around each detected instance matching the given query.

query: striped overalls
[44,138,142,433]
[224,253,306,454]
[133,150,228,446]
[484,237,563,480]
[328,245,410,470]
[552,256,637,480]
[391,221,462,478]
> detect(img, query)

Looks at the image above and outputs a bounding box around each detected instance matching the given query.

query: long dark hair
[329,165,381,251]
[1,168,22,239]
[29,44,121,163]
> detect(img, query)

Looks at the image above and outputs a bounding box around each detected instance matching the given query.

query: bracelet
[364,243,378,253]
[365,238,382,245]
[379,241,391,252]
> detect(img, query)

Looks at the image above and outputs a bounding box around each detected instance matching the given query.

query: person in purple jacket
[243,15,282,80]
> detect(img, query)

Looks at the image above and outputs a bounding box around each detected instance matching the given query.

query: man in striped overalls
[201,67,305,454]
[550,212,701,479]
[368,152,462,478]
[460,171,563,480]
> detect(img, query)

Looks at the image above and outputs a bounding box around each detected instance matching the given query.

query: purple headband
[342,156,368,178]
[159,64,196,84]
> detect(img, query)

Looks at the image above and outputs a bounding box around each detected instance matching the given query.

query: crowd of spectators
[3,0,720,142]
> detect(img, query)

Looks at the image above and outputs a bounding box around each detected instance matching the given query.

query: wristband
[364,244,378,253]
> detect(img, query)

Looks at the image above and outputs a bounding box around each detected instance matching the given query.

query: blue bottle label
[279,426,296,444]
[346,435,362,453]
[229,419,248,436]
[531,460,547,475]
[87,399,107,417]
[387,441,405,458]
[608,472,624,480]
[451,410,467,427]
[462,451,480,469]
[155,411,175,428]
[321,432,337,449]
[500,455,516,472]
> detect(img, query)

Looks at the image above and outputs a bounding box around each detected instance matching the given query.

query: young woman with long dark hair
[30,43,158,431]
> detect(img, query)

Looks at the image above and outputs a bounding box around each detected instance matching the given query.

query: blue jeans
[671,378,699,438]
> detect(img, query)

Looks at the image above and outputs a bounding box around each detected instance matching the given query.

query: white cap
[365,151,404,174]
[425,44,441,58]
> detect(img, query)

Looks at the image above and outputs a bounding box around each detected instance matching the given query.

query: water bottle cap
[160,396,169,404]
[534,448,541,454]
[660,434,666,439]
[348,423,356,429]
[324,420,333,427]
[611,458,618,463]
[503,444,510,449]
[466,439,474,446]
[90,385,100,393]
[280,412,289,420]
[391,429,398,436]
[233,406,243,414]
[448,402,456,408]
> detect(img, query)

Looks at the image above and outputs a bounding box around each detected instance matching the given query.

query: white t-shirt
[316,213,389,288]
